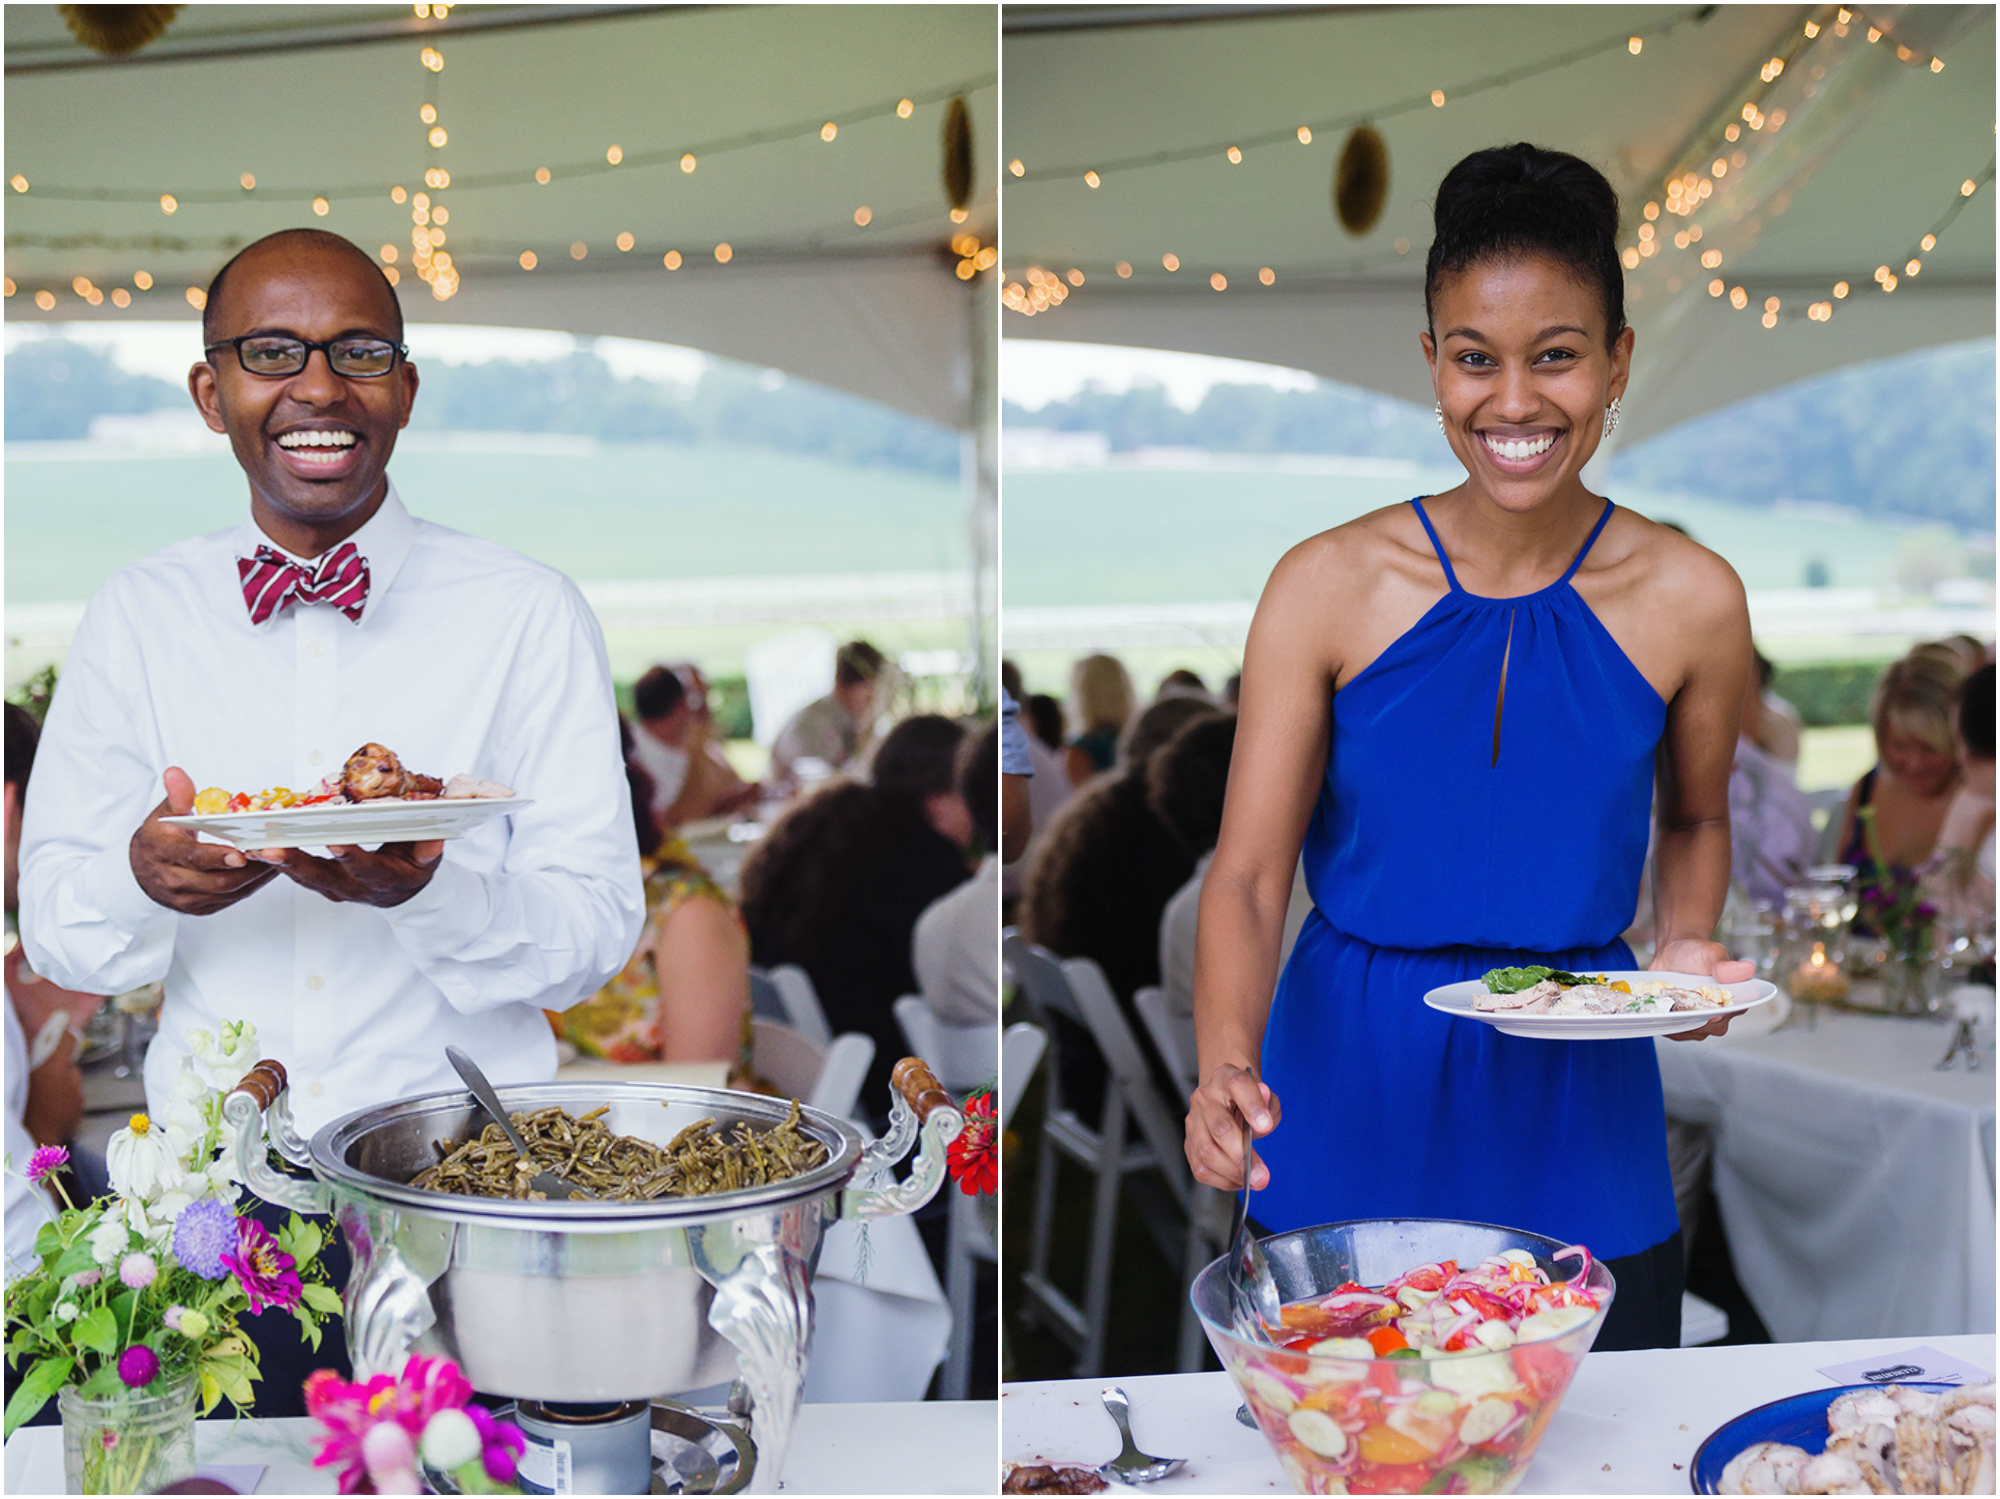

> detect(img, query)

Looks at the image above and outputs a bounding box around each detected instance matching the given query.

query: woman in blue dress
[1183,144,1755,1351]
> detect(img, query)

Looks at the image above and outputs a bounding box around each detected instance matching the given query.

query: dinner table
[1001,1333,1995,1494]
[4,1395,998,1494]
[1654,983,1996,1343]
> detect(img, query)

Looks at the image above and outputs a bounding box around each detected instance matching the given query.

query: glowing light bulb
[1085,171,1100,188]
[617,231,636,251]
[1628,36,1642,53]
[1297,126,1312,144]
[681,155,696,174]
[1708,278,1724,296]
[313,197,330,216]
[1009,159,1024,177]
[715,243,732,263]
[664,250,682,269]
[111,287,130,308]
[1162,253,1179,271]
[160,194,178,214]
[381,244,398,262]
[519,250,537,269]
[1067,268,1084,286]
[1833,281,1848,298]
[821,122,837,142]
[421,104,437,123]
[34,290,55,310]
[1116,261,1132,278]
[570,241,587,260]
[392,186,408,202]
[1430,90,1445,106]
[8,175,26,193]
[133,271,152,290]
[421,47,443,71]
[430,127,448,148]
[240,173,256,190]
[606,145,622,165]
[853,206,871,226]
[536,167,552,184]
[1226,146,1242,164]
[1260,267,1275,285]
[897,99,913,118]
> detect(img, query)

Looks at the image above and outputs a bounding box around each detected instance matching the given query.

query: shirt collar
[231,482,417,613]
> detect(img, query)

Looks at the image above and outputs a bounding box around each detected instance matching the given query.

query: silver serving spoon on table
[445,1046,594,1200]
[1098,1387,1186,1485]
[1227,1099,1282,1337]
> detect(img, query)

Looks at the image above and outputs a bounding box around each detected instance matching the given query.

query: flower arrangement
[4,1021,339,1440]
[945,1087,996,1197]
[1856,806,1940,960]
[305,1353,525,1495]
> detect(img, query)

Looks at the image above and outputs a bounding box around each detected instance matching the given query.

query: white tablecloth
[5,1398,997,1494]
[1655,1006,1996,1342]
[1001,1334,1995,1494]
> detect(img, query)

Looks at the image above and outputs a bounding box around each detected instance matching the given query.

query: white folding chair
[746,967,790,1024]
[1681,1291,1730,1347]
[749,963,833,1048]
[892,996,1000,1399]
[750,1018,874,1120]
[1000,1023,1046,1130]
[1807,787,1850,865]
[1067,960,1230,1372]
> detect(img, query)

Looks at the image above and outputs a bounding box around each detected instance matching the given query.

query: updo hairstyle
[1426,143,1626,350]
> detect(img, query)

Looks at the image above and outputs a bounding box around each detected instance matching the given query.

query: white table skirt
[5,1397,997,1495]
[1655,1007,1996,1342]
[1001,1334,1995,1495]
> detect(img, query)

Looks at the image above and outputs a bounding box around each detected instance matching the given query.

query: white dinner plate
[1423,970,1777,1039]
[161,797,530,850]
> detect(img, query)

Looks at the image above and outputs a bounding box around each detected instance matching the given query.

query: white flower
[158,1069,213,1142]
[420,1409,481,1470]
[54,1300,78,1323]
[105,1114,191,1205]
[89,1212,132,1266]
[183,1022,259,1094]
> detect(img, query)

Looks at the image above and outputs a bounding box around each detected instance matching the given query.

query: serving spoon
[1227,1102,1281,1337]
[445,1045,594,1200]
[1097,1387,1185,1485]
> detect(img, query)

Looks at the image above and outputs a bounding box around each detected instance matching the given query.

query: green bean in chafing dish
[409,1100,829,1201]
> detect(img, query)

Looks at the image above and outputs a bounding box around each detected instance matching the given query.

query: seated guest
[1063,653,1136,787]
[1837,650,1967,886]
[1022,694,1219,1007]
[631,663,760,830]
[998,664,1073,874]
[1152,713,1317,1020]
[1728,655,1814,908]
[1024,693,1066,753]
[1751,649,1803,777]
[770,639,888,787]
[553,719,752,1075]
[1156,668,1210,700]
[740,715,973,1111]
[914,725,1000,1025]
[1928,662,1996,923]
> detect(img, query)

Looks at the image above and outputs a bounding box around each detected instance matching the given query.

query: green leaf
[46,1240,101,1286]
[33,1222,62,1259]
[1480,966,1552,994]
[300,1283,342,1315]
[3,1354,71,1439]
[76,1364,124,1400]
[72,1306,118,1358]
[110,1289,139,1347]
[278,1215,323,1264]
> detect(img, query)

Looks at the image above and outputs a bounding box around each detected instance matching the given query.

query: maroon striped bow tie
[237,542,371,625]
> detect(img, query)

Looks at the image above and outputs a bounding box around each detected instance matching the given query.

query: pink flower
[306,1369,400,1495]
[464,1402,527,1485]
[361,1420,420,1494]
[305,1356,485,1496]
[119,1252,157,1289]
[72,1269,101,1289]
[222,1217,302,1315]
[25,1144,68,1185]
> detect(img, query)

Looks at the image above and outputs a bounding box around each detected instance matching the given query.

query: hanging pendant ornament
[1434,401,1445,434]
[942,97,974,213]
[1334,125,1390,237]
[1602,397,1622,439]
[59,3,181,56]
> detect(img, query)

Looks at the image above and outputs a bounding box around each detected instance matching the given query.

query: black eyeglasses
[204,335,407,378]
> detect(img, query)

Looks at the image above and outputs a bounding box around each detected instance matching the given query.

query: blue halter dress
[1255,497,1679,1262]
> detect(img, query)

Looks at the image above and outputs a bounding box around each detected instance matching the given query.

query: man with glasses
[17,228,643,1407]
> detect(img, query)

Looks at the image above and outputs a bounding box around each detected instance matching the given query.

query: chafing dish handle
[223,1059,333,1217]
[841,1056,965,1222]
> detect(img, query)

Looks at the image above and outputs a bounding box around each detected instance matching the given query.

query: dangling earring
[1434,401,1445,434]
[1602,397,1622,439]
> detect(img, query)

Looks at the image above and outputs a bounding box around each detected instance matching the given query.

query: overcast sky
[1000,338,1318,412]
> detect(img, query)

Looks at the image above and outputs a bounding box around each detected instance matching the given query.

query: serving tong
[446,1045,596,1200]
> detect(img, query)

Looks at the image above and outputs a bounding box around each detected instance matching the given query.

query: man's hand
[131,767,283,915]
[1185,1063,1281,1190]
[1654,936,1752,1041]
[248,839,446,908]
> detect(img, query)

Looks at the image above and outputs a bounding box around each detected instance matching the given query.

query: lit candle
[1790,944,1850,1003]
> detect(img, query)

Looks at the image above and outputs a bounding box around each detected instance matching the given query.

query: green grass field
[4,441,969,603]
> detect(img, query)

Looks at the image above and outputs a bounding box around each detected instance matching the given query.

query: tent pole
[963,269,997,708]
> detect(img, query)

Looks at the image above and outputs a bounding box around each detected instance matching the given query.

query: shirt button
[306,975,324,991]
[309,642,326,658]
[307,1082,325,1098]
[308,750,324,766]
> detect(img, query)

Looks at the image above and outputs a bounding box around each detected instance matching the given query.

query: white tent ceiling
[1000,3,1995,446]
[3,3,998,429]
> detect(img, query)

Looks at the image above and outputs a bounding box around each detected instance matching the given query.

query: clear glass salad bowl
[1192,1219,1616,1495]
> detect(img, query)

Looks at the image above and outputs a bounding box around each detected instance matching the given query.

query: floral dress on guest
[549,838,755,1082]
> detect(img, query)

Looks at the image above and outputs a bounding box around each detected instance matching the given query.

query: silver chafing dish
[225,1057,963,1493]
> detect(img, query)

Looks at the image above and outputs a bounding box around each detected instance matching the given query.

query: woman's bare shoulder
[1264,500,1431,604]
[1604,507,1748,622]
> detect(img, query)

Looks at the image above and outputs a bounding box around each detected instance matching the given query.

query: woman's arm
[1063,742,1097,788]
[1651,553,1758,1036]
[652,894,753,1064]
[1187,545,1338,1189]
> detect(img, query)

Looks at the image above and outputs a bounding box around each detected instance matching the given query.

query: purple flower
[464,1403,526,1485]
[172,1199,235,1280]
[222,1217,302,1315]
[72,1269,102,1289]
[25,1145,69,1185]
[116,1346,160,1389]
[163,1305,187,1332]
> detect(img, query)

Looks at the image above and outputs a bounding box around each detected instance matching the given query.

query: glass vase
[58,1373,198,1495]
[1881,947,1943,1019]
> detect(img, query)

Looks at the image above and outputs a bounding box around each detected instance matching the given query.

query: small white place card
[1816,1346,1993,1388]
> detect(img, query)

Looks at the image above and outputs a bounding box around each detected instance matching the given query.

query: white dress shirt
[19,488,643,1137]
[6,997,56,1277]
[911,855,998,1026]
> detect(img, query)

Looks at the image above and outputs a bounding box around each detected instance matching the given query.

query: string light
[1116,261,1132,278]
[1260,267,1275,285]
[392,185,407,203]
[184,287,205,309]
[1430,90,1445,107]
[617,231,636,251]
[1628,36,1642,54]
[133,271,151,290]
[1162,253,1179,271]
[536,167,552,184]
[854,206,872,226]
[714,243,732,263]
[1009,159,1024,176]
[312,197,330,216]
[1226,146,1242,164]
[159,194,177,214]
[519,250,536,269]
[1084,171,1100,188]
[239,173,255,190]
[3,278,14,296]
[35,290,55,310]
[110,287,130,308]
[664,250,682,269]
[421,104,437,124]
[605,144,623,165]
[950,207,969,223]
[9,175,26,193]
[570,241,587,260]
[1296,127,1312,144]
[1210,272,1227,290]
[897,99,914,118]
[821,122,838,142]
[681,155,697,174]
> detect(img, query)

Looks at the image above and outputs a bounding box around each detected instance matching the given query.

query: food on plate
[1001,1464,1110,1494]
[410,1100,829,1201]
[1717,1382,1995,1495]
[1229,1246,1608,1493]
[1470,967,1730,1017]
[192,742,514,814]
